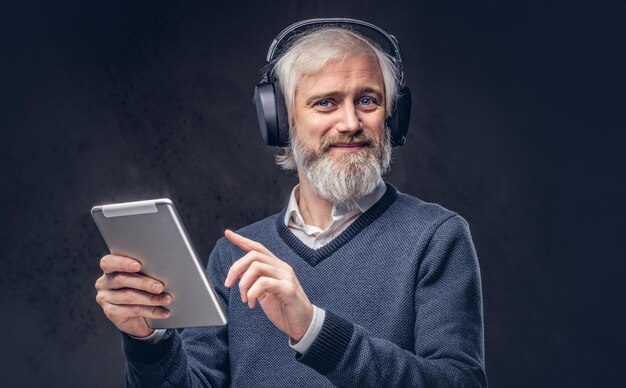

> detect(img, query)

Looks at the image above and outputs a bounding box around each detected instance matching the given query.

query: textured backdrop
[1,1,624,387]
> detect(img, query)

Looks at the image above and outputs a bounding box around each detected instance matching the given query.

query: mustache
[320,133,376,153]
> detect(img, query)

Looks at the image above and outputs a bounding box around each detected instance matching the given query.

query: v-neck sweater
[123,184,487,387]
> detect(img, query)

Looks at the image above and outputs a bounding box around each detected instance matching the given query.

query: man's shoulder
[380,188,475,249]
[392,188,457,216]
[387,187,462,229]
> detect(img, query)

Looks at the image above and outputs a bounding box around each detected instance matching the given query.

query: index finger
[224,229,276,258]
[100,254,142,274]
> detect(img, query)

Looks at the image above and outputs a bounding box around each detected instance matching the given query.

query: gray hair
[271,27,401,170]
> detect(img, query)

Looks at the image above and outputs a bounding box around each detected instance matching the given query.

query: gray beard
[291,129,392,205]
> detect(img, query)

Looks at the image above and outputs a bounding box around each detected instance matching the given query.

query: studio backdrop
[1,1,624,387]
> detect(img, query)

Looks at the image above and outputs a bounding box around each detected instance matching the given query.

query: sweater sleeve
[123,241,231,388]
[296,215,487,387]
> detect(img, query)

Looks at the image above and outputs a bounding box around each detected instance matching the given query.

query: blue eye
[359,97,375,106]
[317,99,332,107]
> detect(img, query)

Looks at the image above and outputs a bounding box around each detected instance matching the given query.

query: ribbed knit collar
[276,183,398,266]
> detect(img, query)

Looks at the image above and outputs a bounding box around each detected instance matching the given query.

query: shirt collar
[284,178,387,227]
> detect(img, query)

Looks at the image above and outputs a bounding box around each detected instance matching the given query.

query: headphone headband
[265,18,405,84]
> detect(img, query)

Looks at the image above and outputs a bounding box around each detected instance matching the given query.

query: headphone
[254,18,412,147]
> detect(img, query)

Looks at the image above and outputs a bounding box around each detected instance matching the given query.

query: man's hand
[224,230,313,342]
[95,254,172,338]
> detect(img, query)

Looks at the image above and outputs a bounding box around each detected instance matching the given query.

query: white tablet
[91,198,227,329]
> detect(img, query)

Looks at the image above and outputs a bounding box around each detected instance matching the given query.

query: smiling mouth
[331,142,366,148]
[321,135,374,152]
[330,140,373,148]
[327,142,371,154]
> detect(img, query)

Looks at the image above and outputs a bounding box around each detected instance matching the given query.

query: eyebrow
[304,87,384,105]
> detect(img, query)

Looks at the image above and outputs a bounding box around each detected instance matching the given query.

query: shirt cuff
[289,305,325,355]
[128,329,168,344]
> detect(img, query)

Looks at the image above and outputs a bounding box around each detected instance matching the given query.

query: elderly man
[95,19,486,387]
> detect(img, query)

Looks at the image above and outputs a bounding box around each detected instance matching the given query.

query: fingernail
[163,295,172,304]
[131,263,141,271]
[163,310,171,318]
[152,283,163,292]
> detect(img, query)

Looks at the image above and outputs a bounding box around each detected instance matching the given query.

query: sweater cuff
[122,329,177,365]
[296,310,354,375]
[289,305,325,355]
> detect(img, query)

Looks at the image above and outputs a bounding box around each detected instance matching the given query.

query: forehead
[295,54,384,97]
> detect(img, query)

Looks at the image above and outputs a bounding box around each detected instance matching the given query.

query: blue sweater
[123,184,487,387]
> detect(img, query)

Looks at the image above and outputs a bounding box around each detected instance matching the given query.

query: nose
[335,103,362,135]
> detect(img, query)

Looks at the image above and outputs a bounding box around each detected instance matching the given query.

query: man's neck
[296,172,334,230]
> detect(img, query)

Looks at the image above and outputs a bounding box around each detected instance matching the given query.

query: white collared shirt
[284,179,387,249]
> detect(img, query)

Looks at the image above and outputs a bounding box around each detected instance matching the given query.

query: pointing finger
[224,229,276,258]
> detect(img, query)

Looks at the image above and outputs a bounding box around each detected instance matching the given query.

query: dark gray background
[1,1,624,387]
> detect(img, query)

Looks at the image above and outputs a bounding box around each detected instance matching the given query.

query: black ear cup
[254,81,290,147]
[386,86,412,147]
[254,82,278,146]
[273,83,290,147]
